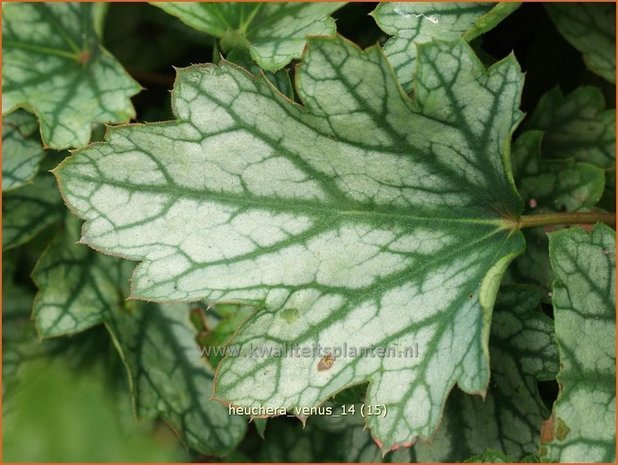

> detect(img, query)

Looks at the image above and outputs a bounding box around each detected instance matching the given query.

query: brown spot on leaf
[541,414,570,443]
[317,353,335,371]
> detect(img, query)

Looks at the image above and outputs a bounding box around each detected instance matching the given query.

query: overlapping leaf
[56,36,526,449]
[545,3,616,83]
[525,86,615,170]
[524,85,616,212]
[2,3,141,149]
[105,302,247,457]
[371,2,520,92]
[32,217,134,338]
[153,2,344,71]
[3,250,106,402]
[31,218,247,456]
[410,286,558,461]
[541,224,616,462]
[3,167,64,251]
[2,111,45,192]
[514,141,605,213]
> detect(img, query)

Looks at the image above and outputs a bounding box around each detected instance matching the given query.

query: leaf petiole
[515,211,616,229]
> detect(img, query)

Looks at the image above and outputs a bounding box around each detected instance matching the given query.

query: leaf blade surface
[56,37,526,449]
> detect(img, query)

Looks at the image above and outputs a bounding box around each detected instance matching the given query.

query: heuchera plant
[2,2,616,463]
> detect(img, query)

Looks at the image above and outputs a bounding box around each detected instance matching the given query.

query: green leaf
[524,86,615,170]
[512,130,605,215]
[506,130,605,293]
[32,219,248,456]
[152,3,344,71]
[517,158,605,215]
[56,36,526,450]
[545,3,616,83]
[2,3,141,149]
[523,86,616,213]
[3,168,64,251]
[2,111,45,192]
[32,217,134,338]
[371,2,520,92]
[3,248,104,402]
[541,224,616,462]
[105,302,248,457]
[411,286,558,461]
